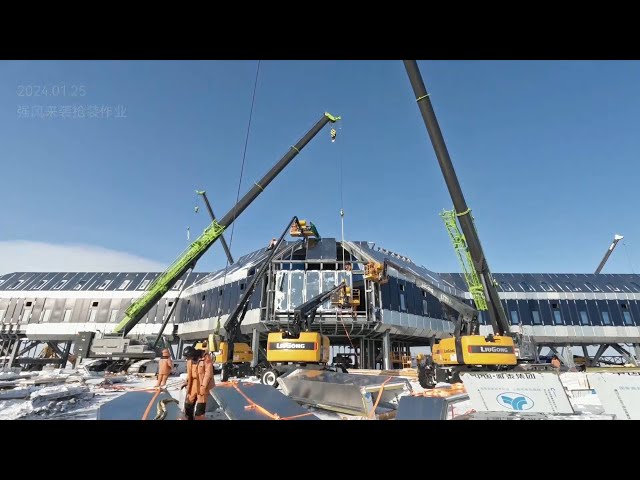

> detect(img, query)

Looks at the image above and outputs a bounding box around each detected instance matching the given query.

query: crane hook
[330,128,337,142]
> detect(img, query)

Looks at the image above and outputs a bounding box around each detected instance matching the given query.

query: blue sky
[1,60,639,275]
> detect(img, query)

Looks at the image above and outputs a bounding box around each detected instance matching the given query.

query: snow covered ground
[0,368,615,420]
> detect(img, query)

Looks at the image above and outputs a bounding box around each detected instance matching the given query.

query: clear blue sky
[1,60,639,275]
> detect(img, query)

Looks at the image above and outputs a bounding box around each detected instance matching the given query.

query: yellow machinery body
[364,262,387,284]
[266,331,330,364]
[432,335,518,366]
[215,341,253,364]
[290,219,317,238]
[330,286,360,307]
[195,334,253,364]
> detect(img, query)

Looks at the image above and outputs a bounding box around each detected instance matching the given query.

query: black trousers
[184,402,206,420]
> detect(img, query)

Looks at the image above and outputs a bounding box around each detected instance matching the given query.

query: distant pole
[595,234,624,274]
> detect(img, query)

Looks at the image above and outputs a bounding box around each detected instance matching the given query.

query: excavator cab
[290,219,320,239]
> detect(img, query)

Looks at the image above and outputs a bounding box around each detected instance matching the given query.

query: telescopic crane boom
[403,61,510,337]
[595,234,624,274]
[112,112,341,337]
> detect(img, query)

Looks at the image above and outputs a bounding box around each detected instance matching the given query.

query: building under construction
[2,237,640,371]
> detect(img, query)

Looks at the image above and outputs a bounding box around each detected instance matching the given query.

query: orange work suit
[156,356,173,387]
[185,353,214,420]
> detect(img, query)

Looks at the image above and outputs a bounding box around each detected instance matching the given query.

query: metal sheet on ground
[587,371,640,420]
[278,369,411,417]
[97,391,180,420]
[461,371,574,414]
[211,382,320,420]
[396,394,470,420]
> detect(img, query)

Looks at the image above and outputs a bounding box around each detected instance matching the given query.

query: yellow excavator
[194,216,318,381]
[259,279,359,386]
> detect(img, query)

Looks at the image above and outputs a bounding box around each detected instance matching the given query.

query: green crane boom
[113,112,341,336]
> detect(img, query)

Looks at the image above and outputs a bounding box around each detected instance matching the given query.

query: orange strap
[368,376,393,419]
[141,388,162,420]
[229,382,314,420]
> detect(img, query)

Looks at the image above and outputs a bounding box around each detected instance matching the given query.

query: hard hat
[183,346,197,359]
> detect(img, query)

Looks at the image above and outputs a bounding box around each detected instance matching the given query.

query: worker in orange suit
[182,346,215,420]
[155,348,173,388]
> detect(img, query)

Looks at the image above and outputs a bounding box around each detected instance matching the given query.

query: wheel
[261,368,279,387]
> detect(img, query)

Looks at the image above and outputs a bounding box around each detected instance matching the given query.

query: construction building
[2,239,640,371]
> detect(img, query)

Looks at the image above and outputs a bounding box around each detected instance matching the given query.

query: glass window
[585,282,601,292]
[601,311,611,325]
[172,280,183,290]
[138,280,151,290]
[500,282,514,292]
[98,280,110,290]
[510,310,519,325]
[400,293,406,311]
[88,310,97,322]
[531,310,541,325]
[540,282,554,292]
[63,310,72,323]
[289,271,304,310]
[565,282,578,292]
[118,280,131,290]
[41,309,52,323]
[74,281,86,290]
[305,271,320,301]
[553,310,562,325]
[109,310,119,323]
[274,271,289,311]
[623,311,633,326]
[579,311,589,325]
[520,282,534,292]
[321,271,336,310]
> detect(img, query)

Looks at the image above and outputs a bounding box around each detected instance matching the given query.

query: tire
[261,368,278,387]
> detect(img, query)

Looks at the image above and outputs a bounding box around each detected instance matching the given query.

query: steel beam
[610,343,638,366]
[383,330,391,370]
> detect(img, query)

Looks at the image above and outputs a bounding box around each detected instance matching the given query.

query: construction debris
[277,369,411,418]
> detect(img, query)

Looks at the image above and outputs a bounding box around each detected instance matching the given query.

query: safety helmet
[183,346,197,359]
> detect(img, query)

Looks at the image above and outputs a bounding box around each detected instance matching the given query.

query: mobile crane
[206,216,317,382]
[77,112,341,369]
[260,280,358,386]
[402,60,538,387]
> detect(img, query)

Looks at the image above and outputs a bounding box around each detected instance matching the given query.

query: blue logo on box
[496,392,534,411]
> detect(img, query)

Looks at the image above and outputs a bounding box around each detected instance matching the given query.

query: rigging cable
[214,60,261,336]
[622,240,636,275]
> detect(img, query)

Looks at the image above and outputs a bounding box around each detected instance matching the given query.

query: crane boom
[196,190,235,265]
[113,112,341,336]
[403,60,510,336]
[595,234,624,274]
